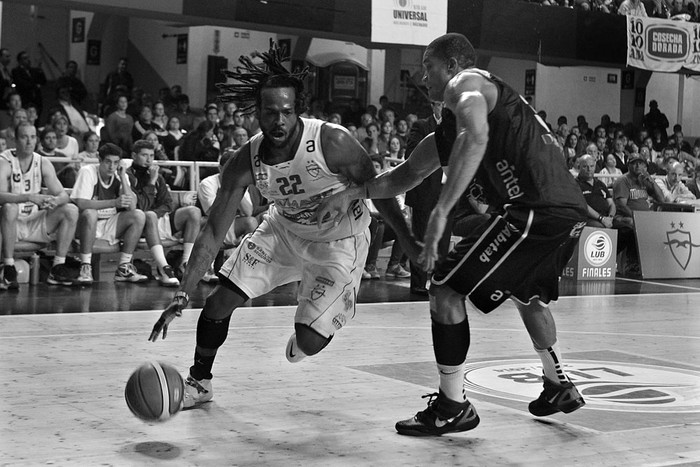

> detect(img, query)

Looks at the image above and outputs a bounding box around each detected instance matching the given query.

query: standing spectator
[56,60,88,107]
[0,48,13,108]
[102,58,133,107]
[127,139,202,286]
[643,100,670,142]
[11,51,46,116]
[104,94,134,153]
[0,123,79,289]
[70,143,148,285]
[56,83,91,138]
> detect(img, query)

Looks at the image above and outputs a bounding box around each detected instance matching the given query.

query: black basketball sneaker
[529,376,585,416]
[395,391,480,436]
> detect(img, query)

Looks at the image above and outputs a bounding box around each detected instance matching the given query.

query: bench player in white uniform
[0,122,79,289]
[149,42,417,408]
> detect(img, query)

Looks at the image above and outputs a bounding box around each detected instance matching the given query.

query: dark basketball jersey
[435,69,587,218]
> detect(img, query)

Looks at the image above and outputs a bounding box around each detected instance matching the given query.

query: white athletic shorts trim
[95,212,123,245]
[219,216,370,338]
[157,213,180,242]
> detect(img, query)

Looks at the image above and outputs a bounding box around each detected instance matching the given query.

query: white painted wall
[646,73,700,139]
[535,65,622,129]
[368,49,386,107]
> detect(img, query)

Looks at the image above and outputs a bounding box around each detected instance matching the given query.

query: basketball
[124,362,184,422]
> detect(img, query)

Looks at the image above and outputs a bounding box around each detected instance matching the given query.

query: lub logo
[584,230,612,267]
[663,222,700,270]
[463,359,700,413]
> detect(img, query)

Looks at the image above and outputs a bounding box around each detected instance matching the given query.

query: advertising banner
[634,211,700,278]
[371,0,447,46]
[562,227,618,281]
[626,16,700,72]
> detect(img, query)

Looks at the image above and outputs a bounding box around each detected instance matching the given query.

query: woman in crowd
[599,153,622,187]
[162,116,185,160]
[132,105,167,142]
[152,101,169,131]
[104,94,134,153]
[77,131,100,164]
[563,133,579,169]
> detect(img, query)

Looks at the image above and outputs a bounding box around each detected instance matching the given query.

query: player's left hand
[419,208,448,272]
[315,191,352,228]
[148,294,188,341]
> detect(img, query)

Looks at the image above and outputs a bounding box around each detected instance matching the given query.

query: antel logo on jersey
[584,230,612,267]
[646,26,688,60]
[463,359,700,413]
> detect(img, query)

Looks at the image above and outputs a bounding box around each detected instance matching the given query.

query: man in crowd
[654,160,697,204]
[11,51,46,116]
[127,140,202,286]
[0,122,78,289]
[70,143,148,285]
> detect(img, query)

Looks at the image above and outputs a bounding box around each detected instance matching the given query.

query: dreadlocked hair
[217,39,309,115]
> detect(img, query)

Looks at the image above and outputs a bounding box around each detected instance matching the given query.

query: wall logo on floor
[463,359,700,413]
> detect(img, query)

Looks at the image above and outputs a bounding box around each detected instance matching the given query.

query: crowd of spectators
[525,0,699,21]
[1,39,699,289]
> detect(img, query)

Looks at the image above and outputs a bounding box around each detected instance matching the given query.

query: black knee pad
[294,323,333,356]
[196,314,232,350]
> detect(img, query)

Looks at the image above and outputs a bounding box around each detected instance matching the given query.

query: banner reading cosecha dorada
[627,16,700,72]
[371,0,447,46]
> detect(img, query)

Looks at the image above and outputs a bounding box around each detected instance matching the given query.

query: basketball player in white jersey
[0,122,79,289]
[149,42,417,408]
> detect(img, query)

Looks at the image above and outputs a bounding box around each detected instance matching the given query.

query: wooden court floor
[1,273,699,466]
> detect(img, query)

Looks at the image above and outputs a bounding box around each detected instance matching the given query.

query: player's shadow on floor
[131,441,182,460]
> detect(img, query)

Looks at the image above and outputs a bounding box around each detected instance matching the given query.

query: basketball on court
[124,362,184,422]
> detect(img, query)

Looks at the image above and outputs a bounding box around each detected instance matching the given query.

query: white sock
[535,341,569,384]
[53,256,66,266]
[150,245,168,268]
[437,362,467,402]
[80,253,92,265]
[4,258,15,267]
[119,253,133,265]
[182,243,194,264]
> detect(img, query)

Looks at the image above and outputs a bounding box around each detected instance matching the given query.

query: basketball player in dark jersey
[317,33,588,436]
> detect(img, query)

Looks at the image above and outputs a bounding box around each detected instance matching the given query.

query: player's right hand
[315,190,352,228]
[148,295,187,342]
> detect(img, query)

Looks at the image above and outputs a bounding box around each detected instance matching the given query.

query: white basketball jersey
[249,118,370,241]
[0,149,43,219]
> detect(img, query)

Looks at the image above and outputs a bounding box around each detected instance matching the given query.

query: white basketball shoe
[285,333,307,363]
[182,374,213,409]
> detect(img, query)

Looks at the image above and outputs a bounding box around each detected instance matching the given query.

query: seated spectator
[577,155,617,228]
[0,107,28,149]
[77,131,100,164]
[162,116,184,160]
[386,135,404,162]
[356,112,374,141]
[103,94,134,153]
[132,105,167,143]
[610,137,631,173]
[0,136,6,152]
[686,163,700,198]
[613,155,665,229]
[231,127,249,150]
[328,113,342,125]
[0,91,22,131]
[56,83,90,139]
[639,145,661,175]
[127,139,201,286]
[36,127,58,157]
[654,160,697,203]
[377,120,393,154]
[53,114,81,188]
[0,122,79,289]
[197,149,267,282]
[360,122,381,155]
[362,155,410,280]
[178,120,220,182]
[563,133,579,169]
[618,0,647,15]
[598,153,623,187]
[152,101,169,131]
[219,102,238,128]
[70,143,148,285]
[142,130,175,186]
[170,94,197,132]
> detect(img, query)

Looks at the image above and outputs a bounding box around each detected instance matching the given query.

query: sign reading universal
[627,16,700,72]
[371,0,447,46]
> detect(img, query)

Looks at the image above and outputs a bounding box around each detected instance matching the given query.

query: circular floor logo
[463,359,700,413]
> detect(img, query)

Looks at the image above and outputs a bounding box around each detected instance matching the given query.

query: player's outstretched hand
[315,190,352,228]
[149,294,188,341]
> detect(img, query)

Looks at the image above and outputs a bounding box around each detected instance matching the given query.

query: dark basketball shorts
[431,208,586,314]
